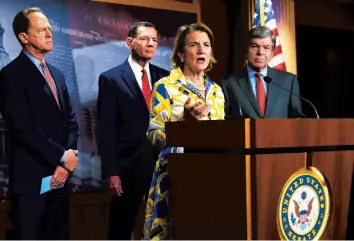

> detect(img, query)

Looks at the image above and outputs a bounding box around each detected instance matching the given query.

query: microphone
[263,76,320,118]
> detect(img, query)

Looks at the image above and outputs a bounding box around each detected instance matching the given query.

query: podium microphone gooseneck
[263,76,320,119]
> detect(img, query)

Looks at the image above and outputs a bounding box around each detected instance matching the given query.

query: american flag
[253,0,286,71]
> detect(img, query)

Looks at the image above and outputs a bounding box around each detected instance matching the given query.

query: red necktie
[141,68,151,110]
[256,72,266,116]
[40,61,60,107]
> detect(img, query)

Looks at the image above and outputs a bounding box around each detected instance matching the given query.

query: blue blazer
[0,52,79,194]
[97,59,169,181]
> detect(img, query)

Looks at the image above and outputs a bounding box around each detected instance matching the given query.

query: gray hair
[247,26,276,51]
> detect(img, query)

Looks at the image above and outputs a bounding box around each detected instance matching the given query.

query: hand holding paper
[40,175,64,194]
[50,166,69,188]
[40,166,69,194]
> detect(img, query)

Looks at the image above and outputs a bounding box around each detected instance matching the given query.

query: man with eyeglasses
[221,26,304,118]
[97,21,169,240]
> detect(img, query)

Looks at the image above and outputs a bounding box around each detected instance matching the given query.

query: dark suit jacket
[97,60,169,182]
[0,52,79,194]
[221,66,304,118]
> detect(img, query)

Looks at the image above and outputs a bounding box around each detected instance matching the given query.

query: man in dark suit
[0,8,79,239]
[221,26,303,118]
[97,21,169,240]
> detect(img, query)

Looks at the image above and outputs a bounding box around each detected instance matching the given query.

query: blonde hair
[171,22,217,72]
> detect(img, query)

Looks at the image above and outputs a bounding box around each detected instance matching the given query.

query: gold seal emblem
[277,167,331,240]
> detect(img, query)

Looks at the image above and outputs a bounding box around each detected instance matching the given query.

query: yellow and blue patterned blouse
[147,67,225,154]
[143,68,224,239]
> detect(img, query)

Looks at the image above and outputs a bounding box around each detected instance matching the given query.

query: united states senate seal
[277,167,331,240]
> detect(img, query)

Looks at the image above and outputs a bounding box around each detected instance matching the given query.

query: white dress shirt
[127,55,152,90]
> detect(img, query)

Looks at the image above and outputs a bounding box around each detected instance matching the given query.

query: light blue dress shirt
[247,65,268,98]
[23,50,66,164]
[23,50,45,76]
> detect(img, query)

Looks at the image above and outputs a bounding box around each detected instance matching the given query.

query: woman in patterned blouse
[143,23,225,240]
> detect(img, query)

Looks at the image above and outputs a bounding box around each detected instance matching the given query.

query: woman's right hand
[180,97,210,120]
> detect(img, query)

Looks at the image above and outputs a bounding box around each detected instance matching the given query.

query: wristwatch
[61,163,74,175]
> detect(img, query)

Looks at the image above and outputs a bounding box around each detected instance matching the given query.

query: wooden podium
[166,119,354,239]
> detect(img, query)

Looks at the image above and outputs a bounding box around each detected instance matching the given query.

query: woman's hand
[180,97,210,120]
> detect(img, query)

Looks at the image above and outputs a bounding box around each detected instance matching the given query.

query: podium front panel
[169,153,247,239]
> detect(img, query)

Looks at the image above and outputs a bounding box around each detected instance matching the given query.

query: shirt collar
[169,67,214,90]
[128,55,150,72]
[23,50,45,67]
[247,65,268,78]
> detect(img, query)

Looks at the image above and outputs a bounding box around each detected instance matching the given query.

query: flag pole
[260,0,265,26]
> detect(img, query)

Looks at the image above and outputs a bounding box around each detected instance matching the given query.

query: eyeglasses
[134,36,159,45]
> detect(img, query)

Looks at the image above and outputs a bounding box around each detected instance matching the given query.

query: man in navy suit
[0,8,78,239]
[97,21,169,240]
[221,26,304,118]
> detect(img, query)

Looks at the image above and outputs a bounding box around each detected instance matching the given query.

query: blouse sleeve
[147,80,171,150]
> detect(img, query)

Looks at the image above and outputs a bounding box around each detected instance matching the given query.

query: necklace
[196,87,206,91]
[183,68,206,91]
[186,75,206,91]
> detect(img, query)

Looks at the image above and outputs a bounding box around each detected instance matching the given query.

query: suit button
[63,124,67,128]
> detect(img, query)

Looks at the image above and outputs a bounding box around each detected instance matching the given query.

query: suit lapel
[264,66,278,117]
[120,60,148,110]
[20,53,62,113]
[234,71,262,117]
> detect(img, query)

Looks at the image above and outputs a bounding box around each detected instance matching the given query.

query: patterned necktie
[40,61,60,107]
[255,72,266,116]
[141,68,151,110]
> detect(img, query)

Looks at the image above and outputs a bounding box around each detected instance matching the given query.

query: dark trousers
[107,178,150,240]
[11,186,69,240]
